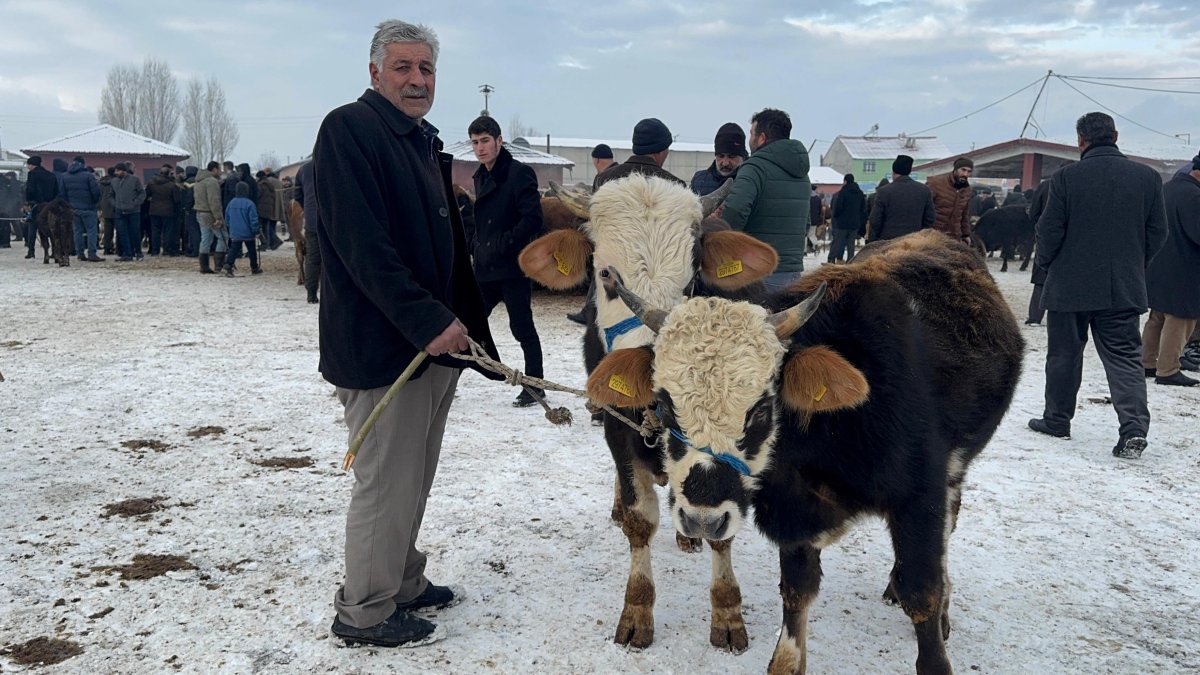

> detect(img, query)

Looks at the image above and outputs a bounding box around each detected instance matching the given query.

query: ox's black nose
[678,509,731,541]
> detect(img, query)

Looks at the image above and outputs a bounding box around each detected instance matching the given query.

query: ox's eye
[746,397,773,428]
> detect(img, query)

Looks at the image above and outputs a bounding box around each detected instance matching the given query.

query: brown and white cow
[520,174,778,652]
[588,231,1024,674]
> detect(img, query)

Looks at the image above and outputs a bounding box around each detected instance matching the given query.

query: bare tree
[98,64,141,133]
[256,151,281,172]
[138,58,181,143]
[508,114,537,141]
[181,77,239,164]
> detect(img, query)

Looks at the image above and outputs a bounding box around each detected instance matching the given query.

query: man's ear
[699,230,779,290]
[518,229,592,289]
[781,346,869,413]
[586,347,655,408]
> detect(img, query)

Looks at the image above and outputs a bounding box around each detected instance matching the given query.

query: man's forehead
[383,42,435,63]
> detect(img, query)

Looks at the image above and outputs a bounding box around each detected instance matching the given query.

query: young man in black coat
[467,115,547,407]
[313,20,501,649]
[1029,112,1168,459]
[828,173,866,262]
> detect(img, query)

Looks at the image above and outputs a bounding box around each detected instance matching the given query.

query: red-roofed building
[20,124,190,180]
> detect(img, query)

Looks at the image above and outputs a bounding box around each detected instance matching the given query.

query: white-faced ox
[519,174,779,652]
[588,231,1024,675]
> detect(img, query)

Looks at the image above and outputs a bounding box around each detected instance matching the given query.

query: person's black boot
[1155,371,1198,387]
[199,254,213,274]
[1112,436,1147,459]
[331,608,438,648]
[1144,368,1156,378]
[307,292,319,304]
[1028,418,1070,439]
[396,584,462,613]
[513,387,544,408]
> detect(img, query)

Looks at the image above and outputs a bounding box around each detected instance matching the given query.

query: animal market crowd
[3,18,1199,667]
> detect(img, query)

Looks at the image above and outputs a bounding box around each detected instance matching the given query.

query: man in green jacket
[722,108,811,293]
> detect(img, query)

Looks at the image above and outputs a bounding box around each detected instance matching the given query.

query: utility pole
[1020,70,1053,139]
[1175,133,1191,145]
[478,84,495,116]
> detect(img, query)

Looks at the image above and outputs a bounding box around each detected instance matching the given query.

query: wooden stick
[341,351,428,472]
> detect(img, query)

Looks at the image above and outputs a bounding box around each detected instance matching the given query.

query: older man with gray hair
[313,19,500,648]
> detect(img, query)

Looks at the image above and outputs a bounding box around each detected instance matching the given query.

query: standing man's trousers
[1142,310,1198,377]
[334,364,461,628]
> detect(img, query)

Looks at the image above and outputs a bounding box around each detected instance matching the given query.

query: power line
[1058,74,1200,81]
[910,75,1048,136]
[1058,76,1200,96]
[1052,76,1180,141]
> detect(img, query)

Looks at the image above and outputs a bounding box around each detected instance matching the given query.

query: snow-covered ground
[1,244,1197,674]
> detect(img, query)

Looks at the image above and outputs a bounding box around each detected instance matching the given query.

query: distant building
[20,124,189,180]
[821,135,952,184]
[519,136,713,188]
[809,166,847,197]
[0,148,30,179]
[444,140,574,192]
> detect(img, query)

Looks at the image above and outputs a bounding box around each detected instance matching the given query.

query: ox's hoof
[882,580,900,606]
[676,532,703,553]
[941,611,952,640]
[614,609,654,649]
[710,621,749,653]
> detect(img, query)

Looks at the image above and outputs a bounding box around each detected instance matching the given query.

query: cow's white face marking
[653,297,786,540]
[586,175,701,352]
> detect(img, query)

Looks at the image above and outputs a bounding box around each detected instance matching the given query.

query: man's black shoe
[1028,418,1070,439]
[1145,368,1157,378]
[331,608,437,647]
[1155,371,1199,387]
[1180,355,1199,372]
[1112,436,1147,460]
[566,311,587,325]
[513,388,544,408]
[396,584,462,613]
[1024,320,1042,326]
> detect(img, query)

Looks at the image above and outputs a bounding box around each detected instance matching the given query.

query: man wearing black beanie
[866,153,934,241]
[690,122,747,196]
[589,144,617,191]
[593,118,685,189]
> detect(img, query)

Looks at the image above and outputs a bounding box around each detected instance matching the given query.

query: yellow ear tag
[813,383,828,402]
[553,251,571,276]
[716,259,744,278]
[608,374,634,397]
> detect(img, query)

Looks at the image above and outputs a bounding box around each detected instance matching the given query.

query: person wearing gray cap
[593,118,685,189]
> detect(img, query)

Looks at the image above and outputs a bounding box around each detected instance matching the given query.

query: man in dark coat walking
[866,154,934,241]
[1141,153,1200,386]
[467,115,546,407]
[23,156,59,259]
[1028,112,1168,459]
[829,173,866,262]
[313,19,500,649]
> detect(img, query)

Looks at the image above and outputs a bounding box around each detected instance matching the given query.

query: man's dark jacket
[594,154,685,189]
[1035,143,1168,312]
[25,165,59,205]
[470,146,543,283]
[293,161,319,234]
[60,160,100,211]
[831,182,867,232]
[689,162,732,196]
[312,88,500,389]
[867,175,935,241]
[1146,172,1200,318]
[1027,178,1052,285]
[145,172,180,217]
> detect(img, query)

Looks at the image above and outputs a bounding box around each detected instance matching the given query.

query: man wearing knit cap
[23,155,59,259]
[928,156,974,242]
[866,153,934,242]
[593,118,685,189]
[690,122,747,196]
[590,144,617,191]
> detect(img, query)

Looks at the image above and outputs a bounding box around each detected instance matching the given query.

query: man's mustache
[401,86,429,98]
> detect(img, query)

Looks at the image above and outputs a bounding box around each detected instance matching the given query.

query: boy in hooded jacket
[222,181,262,276]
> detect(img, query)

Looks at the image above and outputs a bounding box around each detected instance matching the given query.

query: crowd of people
[2,156,298,275]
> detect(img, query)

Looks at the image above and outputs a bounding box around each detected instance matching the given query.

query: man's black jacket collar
[1080,142,1121,160]
[359,88,442,149]
[473,146,513,201]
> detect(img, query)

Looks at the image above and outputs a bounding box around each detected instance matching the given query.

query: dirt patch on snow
[96,553,195,580]
[101,496,168,520]
[187,425,226,438]
[120,439,170,452]
[1,636,84,666]
[250,456,314,470]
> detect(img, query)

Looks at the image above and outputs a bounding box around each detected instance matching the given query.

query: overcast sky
[2,0,1199,166]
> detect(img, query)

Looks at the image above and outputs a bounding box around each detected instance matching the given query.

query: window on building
[863,161,876,173]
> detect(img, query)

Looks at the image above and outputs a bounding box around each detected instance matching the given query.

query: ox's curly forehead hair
[654,298,786,445]
[371,20,439,67]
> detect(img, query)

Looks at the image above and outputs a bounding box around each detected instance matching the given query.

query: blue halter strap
[659,406,752,477]
[604,315,644,352]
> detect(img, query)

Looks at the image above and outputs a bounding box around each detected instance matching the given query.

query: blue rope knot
[663,416,752,477]
[604,315,644,351]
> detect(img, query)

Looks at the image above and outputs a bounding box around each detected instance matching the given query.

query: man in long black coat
[866,154,934,241]
[313,20,500,649]
[828,173,866,262]
[1142,155,1200,386]
[466,115,546,407]
[1029,113,1167,459]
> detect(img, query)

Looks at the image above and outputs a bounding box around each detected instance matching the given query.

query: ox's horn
[549,181,591,219]
[599,266,667,333]
[768,281,828,339]
[699,179,733,218]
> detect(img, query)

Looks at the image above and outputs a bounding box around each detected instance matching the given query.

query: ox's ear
[781,346,869,413]
[586,347,655,409]
[518,229,592,289]
[699,230,779,290]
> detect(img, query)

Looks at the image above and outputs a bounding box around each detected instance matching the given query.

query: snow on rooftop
[833,135,952,160]
[809,166,847,184]
[21,124,189,158]
[443,140,574,167]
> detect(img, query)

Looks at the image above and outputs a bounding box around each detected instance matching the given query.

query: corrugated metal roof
[443,140,574,167]
[21,124,189,158]
[832,135,952,160]
[524,136,715,154]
